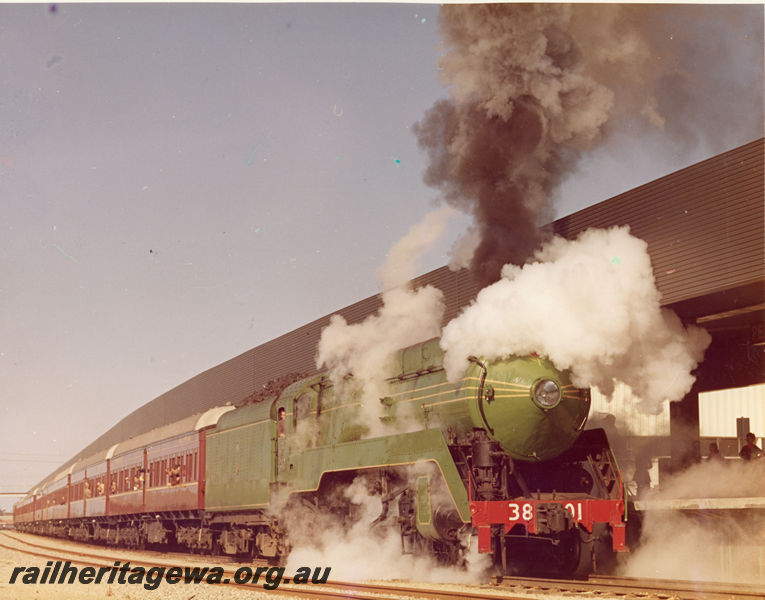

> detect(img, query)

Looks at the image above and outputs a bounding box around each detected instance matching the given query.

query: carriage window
[277,406,287,438]
[168,456,181,486]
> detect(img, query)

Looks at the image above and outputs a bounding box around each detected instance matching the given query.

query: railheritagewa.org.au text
[9,560,331,590]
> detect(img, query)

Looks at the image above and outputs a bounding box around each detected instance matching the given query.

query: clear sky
[1,3,762,511]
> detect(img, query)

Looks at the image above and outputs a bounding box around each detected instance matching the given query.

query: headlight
[533,379,560,409]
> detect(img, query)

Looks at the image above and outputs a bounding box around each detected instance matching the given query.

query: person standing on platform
[707,442,724,462]
[739,433,762,461]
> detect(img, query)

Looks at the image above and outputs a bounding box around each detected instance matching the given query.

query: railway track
[495,573,764,600]
[2,531,762,600]
[0,531,519,600]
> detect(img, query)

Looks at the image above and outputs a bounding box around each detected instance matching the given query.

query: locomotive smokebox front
[465,355,590,461]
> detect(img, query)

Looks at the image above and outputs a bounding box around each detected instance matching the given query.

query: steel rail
[495,573,765,600]
[5,532,761,600]
[0,532,525,600]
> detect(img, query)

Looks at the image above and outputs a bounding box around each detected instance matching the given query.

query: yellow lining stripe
[385,379,455,398]
[487,384,531,391]
[422,395,475,408]
[463,376,527,388]
[482,381,530,389]
[395,388,477,405]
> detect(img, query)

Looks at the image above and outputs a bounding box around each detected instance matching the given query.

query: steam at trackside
[283,471,490,583]
[441,226,711,414]
[624,460,765,584]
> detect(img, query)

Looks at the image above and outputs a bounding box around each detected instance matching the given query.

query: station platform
[633,496,765,511]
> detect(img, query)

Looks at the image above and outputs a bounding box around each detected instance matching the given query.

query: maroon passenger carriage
[13,406,234,547]
[13,493,35,527]
[35,474,67,524]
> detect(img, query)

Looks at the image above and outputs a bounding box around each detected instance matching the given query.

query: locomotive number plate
[564,501,583,522]
[506,502,534,521]
[505,501,586,523]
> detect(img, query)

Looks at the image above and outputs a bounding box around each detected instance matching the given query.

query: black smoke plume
[414,4,763,286]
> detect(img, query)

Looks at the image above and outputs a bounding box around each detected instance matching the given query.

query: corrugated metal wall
[53,139,764,479]
[554,139,764,306]
[699,383,765,438]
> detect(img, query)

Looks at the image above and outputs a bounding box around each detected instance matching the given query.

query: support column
[669,381,700,472]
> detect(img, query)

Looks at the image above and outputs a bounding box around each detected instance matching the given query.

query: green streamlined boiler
[376,340,591,463]
[205,338,626,577]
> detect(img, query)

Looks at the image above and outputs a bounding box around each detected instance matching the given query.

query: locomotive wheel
[499,529,593,578]
[554,527,593,579]
[591,523,617,574]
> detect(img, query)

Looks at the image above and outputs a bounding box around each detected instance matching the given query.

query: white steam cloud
[316,208,454,435]
[441,226,711,413]
[624,460,765,584]
[376,206,456,290]
[284,474,491,584]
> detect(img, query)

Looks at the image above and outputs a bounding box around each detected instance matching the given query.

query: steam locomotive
[15,338,626,577]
